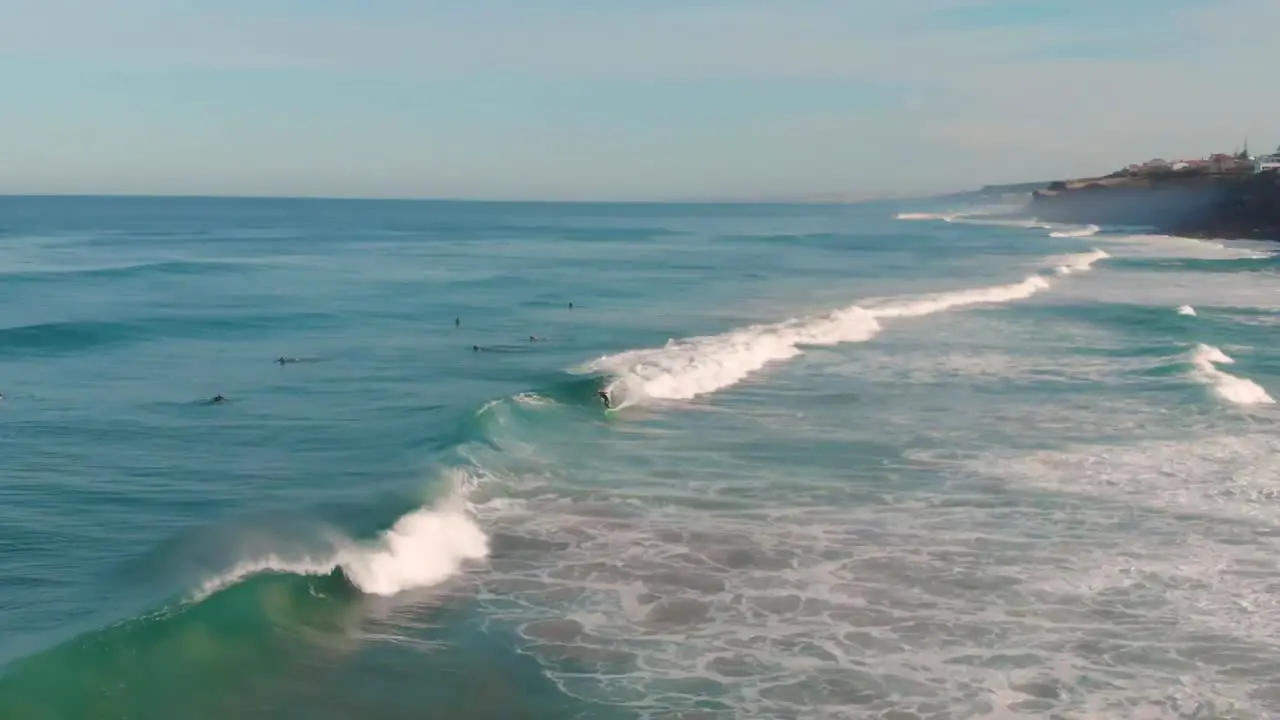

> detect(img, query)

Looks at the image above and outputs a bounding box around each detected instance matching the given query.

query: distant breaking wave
[1053,249,1110,276]
[1177,305,1197,316]
[1189,344,1275,406]
[1050,224,1100,238]
[895,212,957,222]
[579,250,1108,408]
[896,210,1108,239]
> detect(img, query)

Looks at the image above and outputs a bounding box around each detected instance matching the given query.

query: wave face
[194,476,489,600]
[1190,344,1276,405]
[578,307,882,405]
[3,196,1279,719]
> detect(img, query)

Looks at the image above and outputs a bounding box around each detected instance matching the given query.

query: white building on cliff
[1256,145,1280,173]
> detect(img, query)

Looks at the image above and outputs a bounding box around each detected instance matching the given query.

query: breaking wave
[195,473,489,600]
[864,275,1051,319]
[1177,305,1197,316]
[1049,224,1100,238]
[1189,344,1275,406]
[895,212,956,222]
[1052,249,1110,276]
[580,306,882,407]
[581,252,1107,407]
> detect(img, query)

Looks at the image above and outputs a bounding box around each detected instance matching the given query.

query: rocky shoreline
[1027,171,1280,241]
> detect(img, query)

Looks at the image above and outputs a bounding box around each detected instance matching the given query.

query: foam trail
[948,217,1050,229]
[866,275,1051,319]
[1052,248,1110,276]
[194,474,489,599]
[1050,224,1100,238]
[1106,233,1269,260]
[895,212,955,222]
[581,252,1100,406]
[581,306,882,406]
[1190,344,1274,406]
[1177,305,1197,316]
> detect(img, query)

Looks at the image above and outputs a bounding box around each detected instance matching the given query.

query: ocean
[0,195,1277,719]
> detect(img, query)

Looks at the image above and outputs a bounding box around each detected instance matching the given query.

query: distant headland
[1026,146,1280,241]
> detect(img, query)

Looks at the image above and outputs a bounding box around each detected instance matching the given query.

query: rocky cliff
[1027,171,1280,240]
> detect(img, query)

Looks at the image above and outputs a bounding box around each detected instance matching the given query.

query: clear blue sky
[0,0,1275,200]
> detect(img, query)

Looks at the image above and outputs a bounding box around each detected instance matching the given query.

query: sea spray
[895,212,957,222]
[194,471,489,600]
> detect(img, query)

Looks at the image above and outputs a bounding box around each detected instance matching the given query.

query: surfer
[455,317,461,328]
[569,301,573,310]
[211,394,226,404]
[597,390,611,409]
[473,345,481,352]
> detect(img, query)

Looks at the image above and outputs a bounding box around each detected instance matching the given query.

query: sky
[0,0,1277,200]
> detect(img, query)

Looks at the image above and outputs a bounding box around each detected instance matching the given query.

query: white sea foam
[193,472,489,600]
[1177,304,1197,316]
[513,392,553,407]
[581,255,1108,407]
[471,424,1280,717]
[895,211,956,222]
[580,306,883,406]
[864,275,1051,318]
[895,209,1052,229]
[960,432,1280,525]
[949,216,1051,229]
[1050,248,1110,276]
[1190,343,1275,405]
[1049,223,1100,238]
[1101,233,1268,260]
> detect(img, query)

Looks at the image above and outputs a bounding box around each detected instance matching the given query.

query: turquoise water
[1,196,1278,719]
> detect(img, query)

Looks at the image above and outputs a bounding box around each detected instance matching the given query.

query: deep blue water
[1,196,1278,719]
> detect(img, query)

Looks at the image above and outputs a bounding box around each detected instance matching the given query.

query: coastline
[1026,170,1280,242]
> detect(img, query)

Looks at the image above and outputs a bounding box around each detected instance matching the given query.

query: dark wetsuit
[597,391,611,409]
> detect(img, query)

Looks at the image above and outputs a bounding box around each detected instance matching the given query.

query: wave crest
[1052,249,1110,276]
[580,251,1106,407]
[581,307,882,406]
[1190,344,1275,406]
[195,472,489,600]
[1049,224,1100,238]
[865,275,1050,319]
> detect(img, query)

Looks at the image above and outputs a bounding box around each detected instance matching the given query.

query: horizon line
[0,190,934,205]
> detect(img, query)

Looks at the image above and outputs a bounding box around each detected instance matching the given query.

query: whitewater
[581,250,1108,408]
[1,196,1277,719]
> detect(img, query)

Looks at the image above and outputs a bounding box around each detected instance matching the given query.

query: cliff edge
[1028,171,1280,240]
